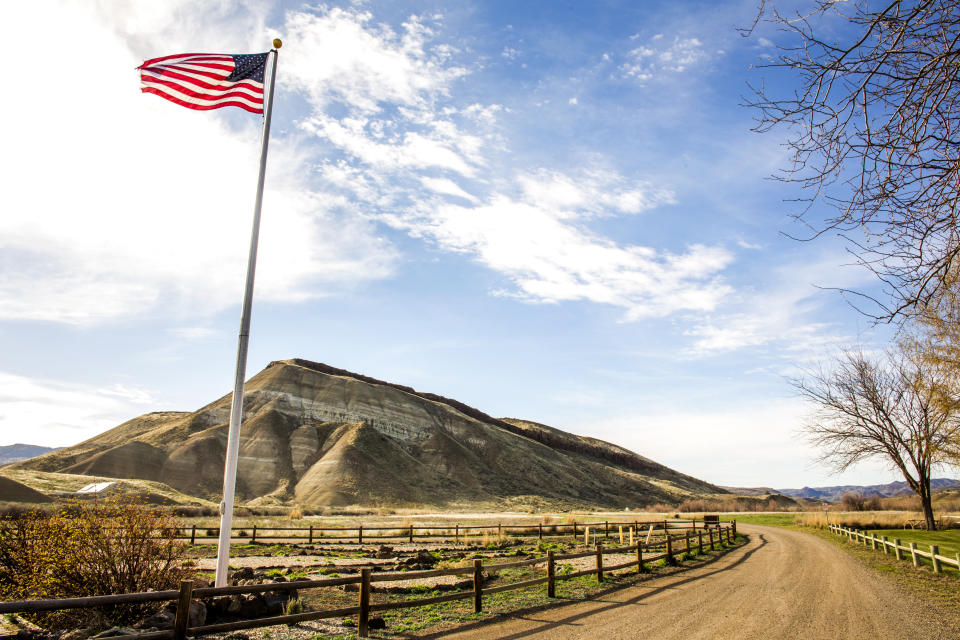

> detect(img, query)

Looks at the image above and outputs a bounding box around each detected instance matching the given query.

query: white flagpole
[214,40,281,589]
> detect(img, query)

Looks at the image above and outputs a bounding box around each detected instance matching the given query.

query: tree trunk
[920,489,936,531]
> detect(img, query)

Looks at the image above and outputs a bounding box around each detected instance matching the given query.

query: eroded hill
[11,359,725,508]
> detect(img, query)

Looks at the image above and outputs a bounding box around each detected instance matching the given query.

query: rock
[226,595,244,615]
[375,545,394,559]
[91,629,139,638]
[238,594,268,619]
[61,631,92,640]
[233,567,255,581]
[188,599,207,627]
[139,608,175,629]
[369,616,386,630]
[415,550,437,566]
[203,596,233,620]
[263,592,286,615]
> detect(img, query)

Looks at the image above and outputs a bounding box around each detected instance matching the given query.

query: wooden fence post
[409,525,414,543]
[455,524,459,543]
[727,526,733,544]
[882,536,889,554]
[473,559,483,612]
[708,529,714,551]
[619,525,623,544]
[358,568,371,638]
[309,525,313,544]
[637,540,644,573]
[498,522,502,539]
[870,533,877,550]
[895,539,903,561]
[251,525,257,544]
[358,525,363,545]
[685,530,691,553]
[605,521,609,538]
[190,524,196,545]
[585,526,590,546]
[572,521,577,540]
[595,543,604,582]
[698,530,703,554]
[910,542,919,567]
[539,523,543,540]
[547,550,556,598]
[932,545,942,573]
[666,534,674,564]
[172,579,194,640]
[732,520,736,537]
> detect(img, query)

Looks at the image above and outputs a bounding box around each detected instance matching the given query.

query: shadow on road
[408,534,767,639]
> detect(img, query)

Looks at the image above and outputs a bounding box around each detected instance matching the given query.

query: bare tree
[748,0,960,320]
[792,347,960,529]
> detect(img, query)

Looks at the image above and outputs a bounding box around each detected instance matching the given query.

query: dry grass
[794,511,947,530]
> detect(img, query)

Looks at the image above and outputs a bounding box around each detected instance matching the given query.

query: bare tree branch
[749,0,960,320]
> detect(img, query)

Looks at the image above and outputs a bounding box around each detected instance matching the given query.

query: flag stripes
[137,52,267,114]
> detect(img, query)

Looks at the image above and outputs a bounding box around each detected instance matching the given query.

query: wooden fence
[828,524,960,574]
[174,518,713,545]
[0,522,737,640]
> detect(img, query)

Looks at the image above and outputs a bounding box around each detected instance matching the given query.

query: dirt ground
[417,524,960,640]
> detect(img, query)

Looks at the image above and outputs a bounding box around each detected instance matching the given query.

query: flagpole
[214,40,281,589]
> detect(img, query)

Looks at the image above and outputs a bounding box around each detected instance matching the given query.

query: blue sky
[0,0,909,489]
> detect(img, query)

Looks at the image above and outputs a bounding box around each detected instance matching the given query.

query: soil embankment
[426,524,960,640]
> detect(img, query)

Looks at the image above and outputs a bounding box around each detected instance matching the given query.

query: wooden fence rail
[0,523,737,640]
[828,524,959,575]
[174,518,717,545]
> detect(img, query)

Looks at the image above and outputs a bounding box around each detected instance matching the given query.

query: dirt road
[421,525,960,640]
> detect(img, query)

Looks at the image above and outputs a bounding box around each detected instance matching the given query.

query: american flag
[137,52,269,114]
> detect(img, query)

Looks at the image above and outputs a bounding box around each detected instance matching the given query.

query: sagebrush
[0,497,192,630]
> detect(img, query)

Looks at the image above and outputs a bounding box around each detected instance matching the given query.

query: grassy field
[867,529,960,559]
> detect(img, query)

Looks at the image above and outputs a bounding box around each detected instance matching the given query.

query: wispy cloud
[0,372,159,447]
[0,2,397,325]
[682,253,876,357]
[621,34,713,80]
[283,7,734,321]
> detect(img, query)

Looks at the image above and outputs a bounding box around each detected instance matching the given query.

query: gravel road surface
[423,524,960,640]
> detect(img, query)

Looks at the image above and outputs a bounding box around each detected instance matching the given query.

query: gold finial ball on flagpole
[273,38,282,49]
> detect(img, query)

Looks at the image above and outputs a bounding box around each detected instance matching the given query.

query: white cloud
[279,7,728,322]
[683,253,874,357]
[421,177,479,203]
[0,372,159,448]
[392,194,733,319]
[517,169,675,219]
[0,2,396,325]
[283,9,467,114]
[621,35,712,80]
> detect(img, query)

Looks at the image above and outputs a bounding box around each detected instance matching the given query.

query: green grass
[722,513,797,527]
[868,528,960,560]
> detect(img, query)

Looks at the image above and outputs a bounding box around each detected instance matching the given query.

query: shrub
[0,497,192,631]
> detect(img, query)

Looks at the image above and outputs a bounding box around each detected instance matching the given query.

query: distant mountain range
[725,479,960,502]
[777,479,960,502]
[0,444,59,465]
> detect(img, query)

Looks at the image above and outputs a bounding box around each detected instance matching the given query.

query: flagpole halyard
[214,43,280,589]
